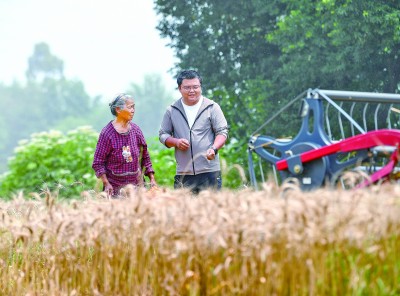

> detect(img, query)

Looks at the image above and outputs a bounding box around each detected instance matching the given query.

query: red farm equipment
[248,88,400,190]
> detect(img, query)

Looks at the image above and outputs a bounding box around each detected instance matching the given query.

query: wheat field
[0,182,399,295]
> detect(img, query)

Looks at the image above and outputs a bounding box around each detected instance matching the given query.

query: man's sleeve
[159,108,174,146]
[211,104,229,139]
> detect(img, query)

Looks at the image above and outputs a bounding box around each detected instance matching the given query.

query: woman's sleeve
[92,132,111,177]
[138,130,155,176]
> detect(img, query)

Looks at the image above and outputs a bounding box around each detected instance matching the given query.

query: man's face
[179,78,202,106]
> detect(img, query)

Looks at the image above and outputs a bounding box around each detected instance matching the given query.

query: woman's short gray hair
[109,93,133,116]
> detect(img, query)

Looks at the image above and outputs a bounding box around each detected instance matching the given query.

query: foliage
[267,0,400,95]
[147,137,176,187]
[26,43,64,81]
[219,139,249,188]
[0,126,99,199]
[154,1,281,91]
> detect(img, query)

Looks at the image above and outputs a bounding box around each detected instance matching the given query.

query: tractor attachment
[248,89,400,190]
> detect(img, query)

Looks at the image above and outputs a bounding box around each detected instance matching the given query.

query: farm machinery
[248,88,400,190]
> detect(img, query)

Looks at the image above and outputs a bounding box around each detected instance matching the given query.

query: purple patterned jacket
[92,121,155,191]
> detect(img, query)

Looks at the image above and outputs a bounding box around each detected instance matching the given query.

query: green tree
[0,43,108,173]
[267,0,400,95]
[154,1,282,91]
[25,42,94,127]
[26,43,64,81]
[154,0,284,140]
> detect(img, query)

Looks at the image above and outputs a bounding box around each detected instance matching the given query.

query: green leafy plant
[147,137,176,188]
[0,130,248,199]
[219,139,249,189]
[0,126,99,199]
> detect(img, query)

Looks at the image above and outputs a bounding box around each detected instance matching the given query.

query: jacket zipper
[172,104,213,175]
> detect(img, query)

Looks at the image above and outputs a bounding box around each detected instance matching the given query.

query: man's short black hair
[177,69,202,87]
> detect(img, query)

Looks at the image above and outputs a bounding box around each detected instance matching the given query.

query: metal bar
[363,103,369,131]
[388,104,393,129]
[258,157,265,183]
[272,163,279,185]
[325,103,332,140]
[374,103,381,130]
[338,102,345,139]
[272,148,280,185]
[248,149,258,190]
[317,89,400,103]
[350,102,356,136]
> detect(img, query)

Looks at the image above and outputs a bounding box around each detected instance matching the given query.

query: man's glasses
[181,85,201,91]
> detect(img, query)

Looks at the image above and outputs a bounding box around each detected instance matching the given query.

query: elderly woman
[92,93,156,197]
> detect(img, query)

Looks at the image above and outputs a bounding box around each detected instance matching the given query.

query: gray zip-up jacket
[159,97,229,175]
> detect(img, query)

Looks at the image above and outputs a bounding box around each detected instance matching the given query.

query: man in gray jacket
[159,69,229,193]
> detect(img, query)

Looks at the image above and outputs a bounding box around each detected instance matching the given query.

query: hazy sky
[0,0,178,100]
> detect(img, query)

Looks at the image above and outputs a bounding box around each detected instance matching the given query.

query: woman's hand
[148,173,157,188]
[104,182,114,197]
[100,174,114,197]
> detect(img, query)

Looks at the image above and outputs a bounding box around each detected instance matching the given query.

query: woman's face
[117,99,135,122]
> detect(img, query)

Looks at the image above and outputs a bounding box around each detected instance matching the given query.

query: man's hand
[206,148,216,160]
[176,138,190,151]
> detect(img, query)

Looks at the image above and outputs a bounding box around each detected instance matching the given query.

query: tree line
[0,43,174,174]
